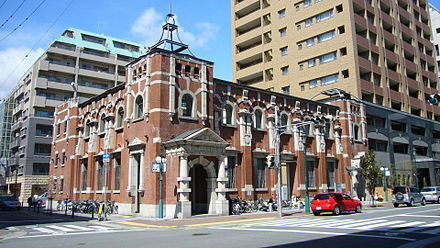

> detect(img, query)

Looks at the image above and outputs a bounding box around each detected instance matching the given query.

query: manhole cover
[192,233,210,236]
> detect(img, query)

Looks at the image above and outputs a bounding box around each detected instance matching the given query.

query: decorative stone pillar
[206,178,217,214]
[216,156,229,215]
[177,154,191,218]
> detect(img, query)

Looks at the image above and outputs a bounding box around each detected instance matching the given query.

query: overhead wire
[0,0,8,9]
[0,0,46,41]
[0,0,26,29]
[0,0,74,91]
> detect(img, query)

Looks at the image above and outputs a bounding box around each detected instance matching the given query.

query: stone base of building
[6,175,49,203]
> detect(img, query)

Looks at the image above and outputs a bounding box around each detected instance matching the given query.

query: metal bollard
[91,205,94,220]
[72,205,75,218]
[37,202,40,213]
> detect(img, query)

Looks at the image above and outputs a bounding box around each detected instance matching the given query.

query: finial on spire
[169,0,172,14]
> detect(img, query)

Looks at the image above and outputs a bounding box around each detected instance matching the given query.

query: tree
[361,150,381,205]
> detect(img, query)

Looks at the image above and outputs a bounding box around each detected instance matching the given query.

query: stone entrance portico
[164,128,230,218]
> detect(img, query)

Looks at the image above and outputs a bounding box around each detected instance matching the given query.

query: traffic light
[426,94,440,104]
[267,155,275,168]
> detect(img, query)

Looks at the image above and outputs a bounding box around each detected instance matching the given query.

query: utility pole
[274,106,282,218]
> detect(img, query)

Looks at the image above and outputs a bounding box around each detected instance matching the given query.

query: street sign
[103,153,110,163]
[385,171,391,176]
[335,183,343,192]
[152,162,167,173]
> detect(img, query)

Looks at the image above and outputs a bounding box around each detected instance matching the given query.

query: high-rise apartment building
[231,0,439,120]
[430,3,440,81]
[6,28,146,201]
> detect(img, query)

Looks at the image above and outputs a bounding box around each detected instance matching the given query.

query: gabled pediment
[164,128,229,148]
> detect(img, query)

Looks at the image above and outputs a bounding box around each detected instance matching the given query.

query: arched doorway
[190,164,208,214]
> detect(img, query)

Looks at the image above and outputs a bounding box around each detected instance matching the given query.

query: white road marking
[420,221,440,227]
[381,221,425,229]
[212,227,417,242]
[398,214,440,218]
[340,219,389,229]
[32,227,61,234]
[88,225,113,230]
[45,225,75,232]
[63,225,94,231]
[355,221,405,230]
[19,229,141,239]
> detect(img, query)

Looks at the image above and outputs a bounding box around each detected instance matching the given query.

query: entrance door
[134,154,141,213]
[190,164,208,215]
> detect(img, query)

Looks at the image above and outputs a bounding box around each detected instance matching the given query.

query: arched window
[135,96,143,119]
[281,114,288,127]
[117,107,124,128]
[85,120,91,137]
[255,109,263,129]
[225,104,233,125]
[99,115,105,133]
[181,94,193,117]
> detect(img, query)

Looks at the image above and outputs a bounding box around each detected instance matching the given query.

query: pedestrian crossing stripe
[32,225,113,234]
[237,217,440,233]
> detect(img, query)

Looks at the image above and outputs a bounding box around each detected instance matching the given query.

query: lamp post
[155,154,166,219]
[413,148,419,191]
[301,130,311,215]
[380,166,390,202]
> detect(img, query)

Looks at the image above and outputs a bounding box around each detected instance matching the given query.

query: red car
[311,193,362,216]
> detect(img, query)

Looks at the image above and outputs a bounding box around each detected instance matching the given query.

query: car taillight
[433,193,437,196]
[405,187,408,193]
[327,200,332,204]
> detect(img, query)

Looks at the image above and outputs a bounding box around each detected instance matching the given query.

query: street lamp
[301,129,311,215]
[155,154,166,219]
[413,148,419,191]
[380,166,390,202]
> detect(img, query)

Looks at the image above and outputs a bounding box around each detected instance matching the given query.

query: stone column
[216,156,229,215]
[207,178,217,214]
[177,154,191,218]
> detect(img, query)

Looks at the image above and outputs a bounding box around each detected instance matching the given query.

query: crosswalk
[233,217,440,235]
[26,224,119,236]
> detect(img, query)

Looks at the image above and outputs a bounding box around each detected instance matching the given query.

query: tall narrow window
[60,178,64,192]
[225,104,233,125]
[114,156,121,190]
[117,108,124,128]
[281,114,288,126]
[100,115,105,133]
[254,158,266,188]
[85,120,91,137]
[181,94,193,117]
[135,96,143,119]
[307,161,315,187]
[226,156,236,188]
[327,161,335,187]
[255,109,263,129]
[82,161,88,191]
[53,178,57,193]
[97,160,103,190]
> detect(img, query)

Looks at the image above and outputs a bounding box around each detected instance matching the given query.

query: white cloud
[131,8,219,48]
[0,47,44,100]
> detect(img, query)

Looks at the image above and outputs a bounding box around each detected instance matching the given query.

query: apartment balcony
[36,77,48,89]
[370,43,379,54]
[34,95,46,108]
[46,98,65,108]
[405,60,417,72]
[424,85,435,95]
[236,62,263,80]
[420,7,428,20]
[39,60,49,71]
[77,85,105,96]
[382,29,395,43]
[47,46,78,57]
[79,52,115,65]
[402,41,415,54]
[387,69,400,82]
[47,80,73,92]
[374,85,384,96]
[389,89,402,102]
[360,79,374,93]
[117,75,125,82]
[11,121,22,132]
[235,8,262,28]
[406,77,419,89]
[427,70,437,81]
[354,14,367,28]
[368,23,377,33]
[356,35,369,50]
[235,31,261,47]
[234,0,259,14]
[385,49,398,63]
[372,64,381,74]
[10,139,20,149]
[49,63,75,74]
[422,23,430,36]
[381,12,393,26]
[381,0,391,6]
[365,3,374,13]
[353,0,364,7]
[400,25,413,39]
[358,57,372,71]
[409,96,422,109]
[424,39,434,51]
[78,68,115,81]
[398,6,411,21]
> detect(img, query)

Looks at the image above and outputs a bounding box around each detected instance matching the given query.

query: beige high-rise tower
[231,0,440,120]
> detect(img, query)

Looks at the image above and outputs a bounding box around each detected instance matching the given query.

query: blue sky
[0,0,440,99]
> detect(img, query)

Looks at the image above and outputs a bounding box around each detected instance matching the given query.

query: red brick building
[49,15,368,218]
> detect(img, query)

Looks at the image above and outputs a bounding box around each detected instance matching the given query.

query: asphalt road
[0,204,439,248]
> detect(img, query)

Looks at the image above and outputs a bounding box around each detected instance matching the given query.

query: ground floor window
[327,161,335,187]
[60,178,64,193]
[82,161,88,191]
[254,158,266,188]
[52,178,57,193]
[97,160,103,190]
[114,156,121,190]
[226,156,236,188]
[307,160,315,188]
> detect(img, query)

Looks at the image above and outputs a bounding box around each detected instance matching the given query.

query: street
[0,204,439,248]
